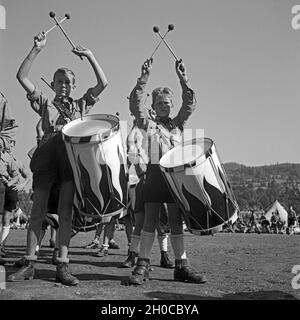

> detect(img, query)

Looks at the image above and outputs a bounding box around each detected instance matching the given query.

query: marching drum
[159,138,239,235]
[62,114,129,230]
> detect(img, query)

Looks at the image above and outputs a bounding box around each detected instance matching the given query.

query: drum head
[62,114,119,143]
[160,138,213,171]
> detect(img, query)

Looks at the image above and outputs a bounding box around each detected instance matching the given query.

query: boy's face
[52,73,75,98]
[153,100,172,118]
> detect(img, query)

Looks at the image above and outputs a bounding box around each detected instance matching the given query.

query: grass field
[0,229,299,300]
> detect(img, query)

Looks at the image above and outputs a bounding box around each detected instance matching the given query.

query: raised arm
[72,46,108,98]
[16,32,46,94]
[173,59,197,130]
[129,58,153,128]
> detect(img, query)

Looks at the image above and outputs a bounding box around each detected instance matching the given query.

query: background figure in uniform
[0,144,20,261]
[248,210,261,233]
[0,139,31,255]
[6,140,31,193]
[287,206,297,234]
[270,210,279,234]
[0,92,19,265]
[125,58,206,285]
[260,214,270,233]
[9,31,108,286]
[84,221,120,251]
[95,219,120,256]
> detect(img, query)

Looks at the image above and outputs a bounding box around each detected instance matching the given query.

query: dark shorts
[0,182,18,213]
[30,133,73,187]
[142,164,174,204]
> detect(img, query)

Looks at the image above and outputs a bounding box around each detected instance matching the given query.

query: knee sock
[170,233,187,260]
[130,234,140,254]
[0,226,10,245]
[157,234,168,252]
[138,230,155,260]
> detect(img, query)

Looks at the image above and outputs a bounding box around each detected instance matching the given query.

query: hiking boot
[160,251,174,269]
[85,240,99,249]
[13,257,26,268]
[0,257,6,265]
[128,258,150,285]
[8,260,35,282]
[56,262,79,286]
[174,259,207,284]
[108,242,120,249]
[52,248,59,265]
[121,251,138,268]
[49,239,56,248]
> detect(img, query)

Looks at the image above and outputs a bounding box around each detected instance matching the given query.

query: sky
[0,0,299,170]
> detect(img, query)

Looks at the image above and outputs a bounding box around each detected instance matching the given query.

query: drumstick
[44,14,70,35]
[41,77,55,92]
[49,12,76,49]
[150,24,174,59]
[49,12,83,61]
[153,25,184,72]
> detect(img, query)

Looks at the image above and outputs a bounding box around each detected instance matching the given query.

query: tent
[264,200,288,225]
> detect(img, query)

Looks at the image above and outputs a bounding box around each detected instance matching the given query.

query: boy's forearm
[129,77,148,125]
[16,46,41,93]
[174,81,196,129]
[86,53,108,97]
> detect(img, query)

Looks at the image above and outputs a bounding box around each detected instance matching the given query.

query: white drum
[62,114,129,225]
[160,138,239,235]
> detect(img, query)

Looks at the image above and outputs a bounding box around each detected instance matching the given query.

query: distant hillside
[223,163,300,213]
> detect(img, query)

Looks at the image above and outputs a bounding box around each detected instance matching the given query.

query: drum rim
[160,137,214,172]
[187,210,239,236]
[62,114,120,144]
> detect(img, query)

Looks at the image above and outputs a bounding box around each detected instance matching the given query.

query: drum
[159,138,239,235]
[72,197,128,233]
[62,114,129,226]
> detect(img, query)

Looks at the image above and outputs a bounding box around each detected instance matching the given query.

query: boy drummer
[125,57,207,285]
[9,32,108,285]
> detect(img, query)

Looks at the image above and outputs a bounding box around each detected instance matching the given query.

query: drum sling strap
[52,98,82,124]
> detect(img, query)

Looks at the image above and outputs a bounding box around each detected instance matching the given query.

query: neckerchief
[52,96,81,124]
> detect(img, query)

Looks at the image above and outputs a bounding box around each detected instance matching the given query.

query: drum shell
[160,138,239,235]
[62,114,129,220]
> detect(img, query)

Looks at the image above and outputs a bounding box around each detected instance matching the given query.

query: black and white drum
[62,114,129,228]
[159,138,239,235]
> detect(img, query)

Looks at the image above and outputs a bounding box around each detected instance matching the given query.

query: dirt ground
[0,229,299,300]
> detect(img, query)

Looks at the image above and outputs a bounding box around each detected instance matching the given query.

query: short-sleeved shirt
[27,88,99,140]
[27,88,99,185]
[0,151,19,180]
